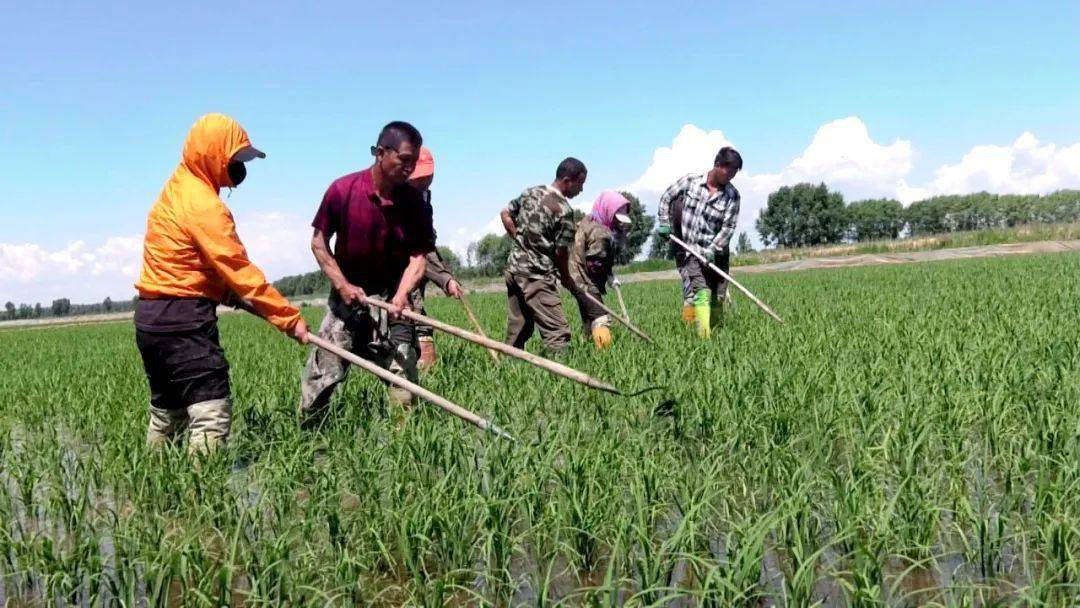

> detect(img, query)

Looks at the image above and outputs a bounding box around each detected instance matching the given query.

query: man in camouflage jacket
[499,157,588,352]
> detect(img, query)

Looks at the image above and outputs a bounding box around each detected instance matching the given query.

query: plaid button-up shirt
[657,173,740,256]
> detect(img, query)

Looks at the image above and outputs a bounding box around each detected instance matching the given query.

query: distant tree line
[24,187,1075,314]
[2,296,137,322]
[756,185,1080,248]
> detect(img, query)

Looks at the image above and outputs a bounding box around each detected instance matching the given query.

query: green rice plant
[3,252,1080,604]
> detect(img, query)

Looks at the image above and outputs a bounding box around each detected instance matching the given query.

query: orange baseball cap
[410,146,434,179]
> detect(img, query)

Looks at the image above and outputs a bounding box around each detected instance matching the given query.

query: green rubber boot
[694,289,711,339]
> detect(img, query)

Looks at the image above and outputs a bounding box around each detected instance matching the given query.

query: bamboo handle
[308,334,515,441]
[579,290,653,343]
[361,296,621,395]
[669,235,785,324]
[459,293,500,364]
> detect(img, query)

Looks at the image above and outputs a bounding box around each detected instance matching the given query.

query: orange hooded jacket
[135,114,301,332]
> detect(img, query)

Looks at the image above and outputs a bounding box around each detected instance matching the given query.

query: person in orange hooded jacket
[135,113,309,454]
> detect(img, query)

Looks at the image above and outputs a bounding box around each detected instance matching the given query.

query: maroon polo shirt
[312,168,435,294]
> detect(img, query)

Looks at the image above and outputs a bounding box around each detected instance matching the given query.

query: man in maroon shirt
[299,121,435,426]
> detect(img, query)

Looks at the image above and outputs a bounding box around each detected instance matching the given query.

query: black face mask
[227,161,247,187]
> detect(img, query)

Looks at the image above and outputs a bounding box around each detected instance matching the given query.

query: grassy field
[1,253,1079,606]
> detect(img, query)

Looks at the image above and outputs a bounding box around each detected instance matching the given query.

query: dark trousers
[134,299,230,410]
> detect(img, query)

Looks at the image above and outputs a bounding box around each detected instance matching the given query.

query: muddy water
[0,478,1045,607]
[0,428,1053,607]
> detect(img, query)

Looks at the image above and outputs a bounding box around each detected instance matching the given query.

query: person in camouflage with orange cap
[406,147,465,370]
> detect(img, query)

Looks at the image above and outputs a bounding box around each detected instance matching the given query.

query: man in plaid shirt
[656,146,743,338]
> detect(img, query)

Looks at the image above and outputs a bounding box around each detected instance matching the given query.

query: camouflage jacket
[569,216,615,293]
[423,250,454,291]
[504,185,575,279]
[414,188,455,292]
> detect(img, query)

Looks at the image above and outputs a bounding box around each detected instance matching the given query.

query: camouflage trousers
[411,279,435,341]
[146,398,231,455]
[505,272,571,352]
[299,295,419,421]
[677,247,730,306]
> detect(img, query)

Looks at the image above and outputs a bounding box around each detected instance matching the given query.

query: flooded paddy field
[1,253,1078,606]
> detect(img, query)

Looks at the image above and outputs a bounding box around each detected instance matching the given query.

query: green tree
[273,270,329,297]
[51,298,71,317]
[4,302,13,320]
[735,231,754,255]
[613,191,656,265]
[33,303,42,318]
[847,198,905,241]
[646,232,676,260]
[103,296,113,312]
[905,197,950,236]
[467,233,514,276]
[756,183,848,248]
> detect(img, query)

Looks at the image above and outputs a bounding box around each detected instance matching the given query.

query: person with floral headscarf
[569,190,632,349]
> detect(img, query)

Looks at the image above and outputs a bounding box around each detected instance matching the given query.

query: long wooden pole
[361,297,622,395]
[579,290,653,343]
[308,335,516,441]
[458,292,500,364]
[669,235,785,324]
[612,278,630,321]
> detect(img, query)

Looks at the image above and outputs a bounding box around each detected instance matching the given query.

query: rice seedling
[1,252,1079,605]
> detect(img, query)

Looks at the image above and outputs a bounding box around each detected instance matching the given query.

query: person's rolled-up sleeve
[424,251,455,291]
[311,182,342,238]
[658,175,689,230]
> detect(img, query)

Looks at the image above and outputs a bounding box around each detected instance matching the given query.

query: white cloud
[923,132,1080,197]
[233,210,316,280]
[777,117,914,199]
[626,124,736,196]
[0,237,142,304]
[11,120,1080,303]
[621,124,773,242]
[622,119,918,242]
[622,118,1080,245]
[0,212,314,305]
[441,214,504,263]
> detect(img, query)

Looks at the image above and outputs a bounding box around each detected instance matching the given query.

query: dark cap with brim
[232,145,266,162]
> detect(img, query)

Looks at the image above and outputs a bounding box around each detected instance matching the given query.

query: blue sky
[3,1,1080,303]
